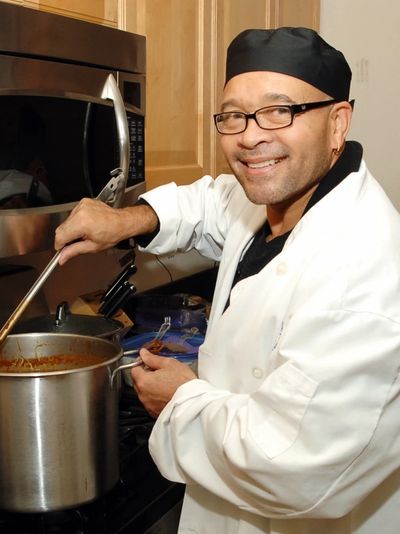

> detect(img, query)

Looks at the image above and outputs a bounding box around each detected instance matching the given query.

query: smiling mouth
[244,157,285,169]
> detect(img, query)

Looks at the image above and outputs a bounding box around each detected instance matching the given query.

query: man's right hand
[54,198,159,265]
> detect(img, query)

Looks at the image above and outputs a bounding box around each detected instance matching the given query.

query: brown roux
[0,353,107,373]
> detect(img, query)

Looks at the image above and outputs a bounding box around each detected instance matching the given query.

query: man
[55,28,400,534]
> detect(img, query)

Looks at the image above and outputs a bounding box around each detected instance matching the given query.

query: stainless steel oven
[0,2,146,258]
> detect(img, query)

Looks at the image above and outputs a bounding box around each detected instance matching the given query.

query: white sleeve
[138,174,240,261]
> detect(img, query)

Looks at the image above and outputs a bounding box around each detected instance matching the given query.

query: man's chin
[242,187,272,205]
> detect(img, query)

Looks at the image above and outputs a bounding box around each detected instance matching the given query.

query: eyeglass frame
[213,99,355,135]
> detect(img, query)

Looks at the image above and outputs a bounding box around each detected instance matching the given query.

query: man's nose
[238,117,274,147]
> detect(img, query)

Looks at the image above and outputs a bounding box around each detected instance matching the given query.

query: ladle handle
[0,250,62,345]
[0,170,125,348]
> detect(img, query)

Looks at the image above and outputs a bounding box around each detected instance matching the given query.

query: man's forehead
[222,71,325,107]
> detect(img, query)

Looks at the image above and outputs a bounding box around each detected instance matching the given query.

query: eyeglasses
[213,99,339,135]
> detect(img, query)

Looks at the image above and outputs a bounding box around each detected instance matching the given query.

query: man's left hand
[131,348,197,418]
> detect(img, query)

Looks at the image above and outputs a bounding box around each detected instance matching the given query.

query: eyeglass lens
[215,106,292,134]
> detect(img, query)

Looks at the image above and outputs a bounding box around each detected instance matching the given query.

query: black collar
[303,140,363,215]
[228,141,364,298]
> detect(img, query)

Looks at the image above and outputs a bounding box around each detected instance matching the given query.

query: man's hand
[54,199,159,265]
[131,348,197,418]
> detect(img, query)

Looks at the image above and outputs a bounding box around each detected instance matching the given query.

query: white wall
[320,0,400,209]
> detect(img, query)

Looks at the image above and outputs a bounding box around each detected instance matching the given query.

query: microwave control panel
[127,113,144,186]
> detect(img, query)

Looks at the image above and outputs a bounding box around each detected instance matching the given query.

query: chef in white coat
[55,27,400,534]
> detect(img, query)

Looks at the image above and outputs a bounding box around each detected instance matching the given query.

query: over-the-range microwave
[0,3,146,257]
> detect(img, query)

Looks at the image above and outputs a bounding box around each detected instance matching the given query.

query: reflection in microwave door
[0,169,53,209]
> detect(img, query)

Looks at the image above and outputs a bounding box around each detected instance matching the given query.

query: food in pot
[0,353,107,373]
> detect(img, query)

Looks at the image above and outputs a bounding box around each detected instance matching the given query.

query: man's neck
[266,183,319,241]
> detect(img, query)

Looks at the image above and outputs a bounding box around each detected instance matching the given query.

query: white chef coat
[139,158,400,534]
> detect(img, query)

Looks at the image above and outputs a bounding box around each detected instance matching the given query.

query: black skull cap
[225,27,351,101]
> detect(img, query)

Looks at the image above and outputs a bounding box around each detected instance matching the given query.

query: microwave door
[83,102,95,198]
[101,74,129,207]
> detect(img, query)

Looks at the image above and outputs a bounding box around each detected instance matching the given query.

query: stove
[0,385,185,534]
[0,268,219,534]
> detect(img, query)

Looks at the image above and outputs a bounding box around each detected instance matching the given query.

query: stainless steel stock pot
[0,333,124,512]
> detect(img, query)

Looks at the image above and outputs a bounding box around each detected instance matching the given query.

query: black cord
[155,255,173,282]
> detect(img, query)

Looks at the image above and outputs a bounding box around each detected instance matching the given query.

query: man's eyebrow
[220,92,295,112]
[266,92,296,103]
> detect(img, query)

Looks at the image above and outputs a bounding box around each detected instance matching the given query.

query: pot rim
[13,314,124,337]
[0,332,123,377]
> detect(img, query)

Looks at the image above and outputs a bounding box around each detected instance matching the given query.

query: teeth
[247,159,279,168]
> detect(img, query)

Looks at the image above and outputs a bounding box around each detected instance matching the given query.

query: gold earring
[333,144,341,156]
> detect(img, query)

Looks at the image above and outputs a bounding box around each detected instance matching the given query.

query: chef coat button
[252,367,263,379]
[276,262,287,275]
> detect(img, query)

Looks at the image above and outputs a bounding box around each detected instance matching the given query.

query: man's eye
[224,112,244,121]
[271,106,291,116]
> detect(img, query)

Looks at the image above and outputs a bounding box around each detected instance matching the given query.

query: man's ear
[331,101,353,153]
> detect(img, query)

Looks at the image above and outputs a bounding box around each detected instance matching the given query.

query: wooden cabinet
[1,0,319,186]
[1,0,118,26]
[123,0,214,188]
[123,0,320,188]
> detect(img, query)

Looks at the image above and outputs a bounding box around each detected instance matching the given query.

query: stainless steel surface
[11,310,125,340]
[95,167,126,205]
[101,76,129,206]
[0,2,145,75]
[16,314,125,339]
[0,54,144,258]
[153,316,172,340]
[112,356,144,384]
[0,4,146,260]
[123,348,141,357]
[0,181,145,258]
[0,333,122,512]
[0,173,125,346]
[0,55,145,115]
[0,55,116,102]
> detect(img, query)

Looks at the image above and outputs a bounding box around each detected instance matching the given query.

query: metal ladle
[0,170,125,348]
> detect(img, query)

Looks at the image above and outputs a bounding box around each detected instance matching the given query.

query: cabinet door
[275,0,320,29]
[214,0,276,174]
[214,0,320,175]
[125,0,214,190]
[8,0,118,26]
[122,0,319,186]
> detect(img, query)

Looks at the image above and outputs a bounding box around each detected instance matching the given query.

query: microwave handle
[101,73,129,207]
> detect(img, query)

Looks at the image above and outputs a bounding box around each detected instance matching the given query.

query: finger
[130,350,153,381]
[58,240,98,265]
[55,225,83,254]
[138,348,170,369]
[54,198,98,250]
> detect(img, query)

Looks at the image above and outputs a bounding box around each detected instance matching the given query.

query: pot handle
[111,352,143,385]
